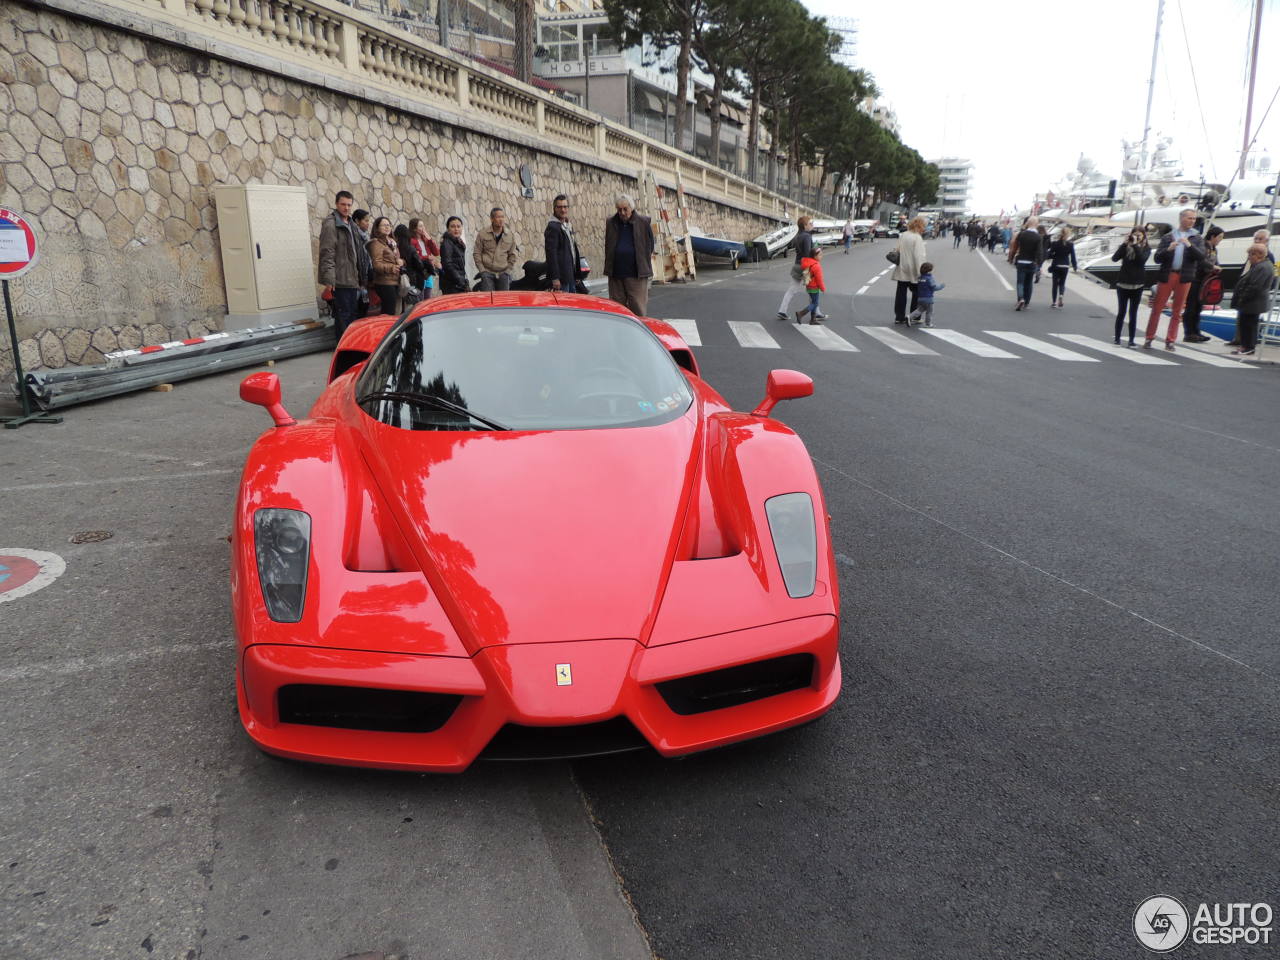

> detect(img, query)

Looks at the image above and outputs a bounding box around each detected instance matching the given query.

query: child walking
[794,246,825,324]
[908,262,944,326]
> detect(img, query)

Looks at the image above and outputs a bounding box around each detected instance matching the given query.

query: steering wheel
[573,366,647,413]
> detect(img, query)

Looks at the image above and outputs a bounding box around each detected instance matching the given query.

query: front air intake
[480,717,648,760]
[277,684,461,733]
[656,654,815,716]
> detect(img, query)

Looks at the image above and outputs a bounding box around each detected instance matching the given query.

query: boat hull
[750,223,799,260]
[689,234,747,261]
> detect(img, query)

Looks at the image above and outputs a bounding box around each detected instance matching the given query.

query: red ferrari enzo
[232,292,840,771]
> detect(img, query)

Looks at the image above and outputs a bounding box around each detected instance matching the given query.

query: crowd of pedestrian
[937,218,1008,253]
[323,187,1274,358]
[317,188,654,337]
[1103,212,1271,355]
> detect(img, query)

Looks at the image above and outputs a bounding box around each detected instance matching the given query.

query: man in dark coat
[544,194,587,294]
[1008,216,1042,310]
[1229,243,1272,356]
[603,193,655,315]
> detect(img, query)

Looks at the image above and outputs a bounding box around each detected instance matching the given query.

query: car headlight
[765,493,816,599]
[254,508,312,622]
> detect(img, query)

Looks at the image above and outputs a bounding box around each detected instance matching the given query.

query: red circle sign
[0,549,66,602]
[0,209,38,279]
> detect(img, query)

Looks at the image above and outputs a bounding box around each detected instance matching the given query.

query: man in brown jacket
[603,193,654,315]
[473,207,519,291]
[317,190,360,336]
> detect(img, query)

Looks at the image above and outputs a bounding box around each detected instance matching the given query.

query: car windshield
[357,308,694,431]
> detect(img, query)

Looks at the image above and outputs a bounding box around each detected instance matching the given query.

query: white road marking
[920,328,1019,358]
[793,325,859,351]
[1134,412,1280,453]
[0,640,234,683]
[728,321,781,348]
[666,318,701,346]
[0,467,240,493]
[866,276,879,285]
[984,331,1099,361]
[1050,334,1177,364]
[856,285,870,295]
[1158,346,1255,368]
[978,252,1014,292]
[1140,315,1252,366]
[811,456,1268,678]
[855,326,939,355]
[11,436,197,466]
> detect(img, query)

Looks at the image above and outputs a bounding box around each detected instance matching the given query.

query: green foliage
[609,0,933,210]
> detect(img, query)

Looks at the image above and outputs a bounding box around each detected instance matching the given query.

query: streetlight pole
[850,161,869,219]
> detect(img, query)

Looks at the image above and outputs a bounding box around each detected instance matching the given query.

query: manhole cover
[69,530,113,544]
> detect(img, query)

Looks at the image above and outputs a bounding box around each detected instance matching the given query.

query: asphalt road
[577,240,1280,959]
[1,238,1276,959]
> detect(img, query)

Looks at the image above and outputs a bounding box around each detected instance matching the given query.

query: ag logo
[1134,896,1190,952]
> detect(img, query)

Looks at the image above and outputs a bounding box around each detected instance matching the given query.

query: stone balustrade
[63,0,811,220]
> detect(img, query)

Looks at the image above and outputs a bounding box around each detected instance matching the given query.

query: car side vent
[277,684,461,733]
[330,349,369,381]
[669,347,698,374]
[656,654,815,716]
[479,717,648,760]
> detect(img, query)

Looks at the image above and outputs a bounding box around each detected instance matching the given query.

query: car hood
[355,412,700,654]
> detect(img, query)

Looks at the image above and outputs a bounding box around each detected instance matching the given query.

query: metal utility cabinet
[215,184,319,329]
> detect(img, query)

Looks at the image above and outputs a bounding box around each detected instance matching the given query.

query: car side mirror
[751,369,813,419]
[240,372,296,427]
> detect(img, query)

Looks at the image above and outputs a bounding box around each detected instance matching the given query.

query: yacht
[1081,179,1278,291]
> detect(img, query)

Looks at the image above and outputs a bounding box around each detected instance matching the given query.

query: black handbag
[885,249,900,265]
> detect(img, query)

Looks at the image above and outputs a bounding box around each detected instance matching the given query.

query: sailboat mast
[1240,0,1264,179]
[1140,0,1164,175]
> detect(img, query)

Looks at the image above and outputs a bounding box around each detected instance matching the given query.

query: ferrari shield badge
[555,663,573,686]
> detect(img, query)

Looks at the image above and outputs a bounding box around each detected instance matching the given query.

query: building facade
[533,0,757,176]
[929,158,974,216]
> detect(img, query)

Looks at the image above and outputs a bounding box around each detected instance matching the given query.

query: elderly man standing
[318,189,360,337]
[1143,208,1204,351]
[604,193,654,315]
[474,206,519,291]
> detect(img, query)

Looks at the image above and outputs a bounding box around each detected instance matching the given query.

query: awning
[637,90,667,115]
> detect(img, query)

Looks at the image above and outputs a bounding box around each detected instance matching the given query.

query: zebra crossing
[661,319,1255,369]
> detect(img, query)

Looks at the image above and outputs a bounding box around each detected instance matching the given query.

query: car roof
[404,291,641,323]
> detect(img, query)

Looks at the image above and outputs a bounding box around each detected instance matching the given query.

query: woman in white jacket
[892,217,927,324]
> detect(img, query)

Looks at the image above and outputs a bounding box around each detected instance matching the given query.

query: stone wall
[0,1,790,381]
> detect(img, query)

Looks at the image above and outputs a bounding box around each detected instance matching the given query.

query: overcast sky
[803,0,1279,211]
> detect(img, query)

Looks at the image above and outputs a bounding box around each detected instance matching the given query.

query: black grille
[656,654,815,716]
[480,717,648,760]
[277,684,461,733]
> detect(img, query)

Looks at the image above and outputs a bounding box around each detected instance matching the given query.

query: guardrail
[63,0,818,221]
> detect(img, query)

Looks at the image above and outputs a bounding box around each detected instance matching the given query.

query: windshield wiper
[356,391,510,431]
